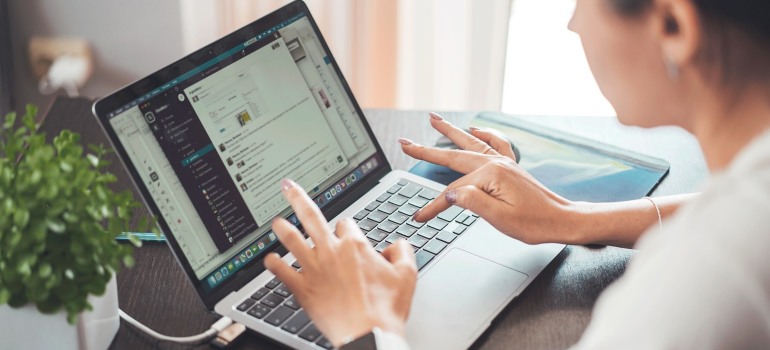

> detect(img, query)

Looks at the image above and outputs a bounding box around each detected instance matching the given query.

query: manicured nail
[398,138,414,145]
[429,112,443,121]
[445,189,457,204]
[281,179,295,191]
[469,126,480,132]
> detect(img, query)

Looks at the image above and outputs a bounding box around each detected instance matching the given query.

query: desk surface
[41,98,707,350]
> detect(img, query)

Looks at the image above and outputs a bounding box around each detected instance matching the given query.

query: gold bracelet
[643,196,662,230]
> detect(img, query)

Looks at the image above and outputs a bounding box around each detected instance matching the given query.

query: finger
[264,252,302,292]
[413,170,487,222]
[334,218,367,243]
[447,184,500,220]
[381,240,417,274]
[428,112,500,155]
[281,179,333,247]
[469,127,516,160]
[399,139,490,174]
[272,218,312,263]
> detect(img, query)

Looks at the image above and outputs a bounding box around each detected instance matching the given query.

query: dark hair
[610,0,770,86]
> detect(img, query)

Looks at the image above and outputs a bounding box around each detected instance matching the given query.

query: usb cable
[119,309,234,344]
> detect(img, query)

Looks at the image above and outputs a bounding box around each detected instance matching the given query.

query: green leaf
[13,208,30,229]
[3,111,16,129]
[0,288,10,304]
[46,219,66,234]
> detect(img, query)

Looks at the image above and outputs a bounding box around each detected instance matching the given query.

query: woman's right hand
[400,113,585,245]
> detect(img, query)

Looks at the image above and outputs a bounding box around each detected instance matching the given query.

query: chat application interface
[109,14,377,282]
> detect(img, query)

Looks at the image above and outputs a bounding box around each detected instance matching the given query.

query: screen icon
[209,276,217,285]
[215,272,222,281]
[144,112,156,123]
[245,249,253,258]
[220,267,229,276]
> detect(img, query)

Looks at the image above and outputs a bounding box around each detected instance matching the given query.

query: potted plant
[0,105,146,349]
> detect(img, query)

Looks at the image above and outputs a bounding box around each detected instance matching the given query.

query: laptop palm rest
[405,248,528,350]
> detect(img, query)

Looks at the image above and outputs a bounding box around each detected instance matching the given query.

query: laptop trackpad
[405,248,529,350]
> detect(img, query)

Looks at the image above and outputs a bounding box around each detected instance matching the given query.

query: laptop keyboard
[235,179,479,349]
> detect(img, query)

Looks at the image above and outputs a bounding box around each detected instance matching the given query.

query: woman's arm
[402,113,697,248]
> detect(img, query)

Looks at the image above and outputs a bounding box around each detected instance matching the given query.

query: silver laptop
[92,1,564,349]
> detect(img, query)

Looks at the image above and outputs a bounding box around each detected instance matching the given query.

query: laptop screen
[102,9,382,292]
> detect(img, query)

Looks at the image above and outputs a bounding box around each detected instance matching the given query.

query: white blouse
[572,128,770,349]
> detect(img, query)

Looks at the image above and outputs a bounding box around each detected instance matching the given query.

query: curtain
[179,0,511,111]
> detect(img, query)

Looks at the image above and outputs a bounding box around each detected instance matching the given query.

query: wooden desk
[41,97,707,350]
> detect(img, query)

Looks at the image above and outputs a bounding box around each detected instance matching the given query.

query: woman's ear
[653,0,702,69]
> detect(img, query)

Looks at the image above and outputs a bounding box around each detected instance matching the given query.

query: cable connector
[119,309,233,344]
[211,322,247,349]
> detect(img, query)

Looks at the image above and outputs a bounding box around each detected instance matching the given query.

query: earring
[664,55,680,81]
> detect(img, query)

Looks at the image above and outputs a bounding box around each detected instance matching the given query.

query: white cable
[118,308,232,344]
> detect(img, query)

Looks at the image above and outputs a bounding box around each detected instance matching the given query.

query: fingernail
[445,189,457,204]
[281,179,295,191]
[429,112,443,121]
[398,138,414,145]
[469,126,480,132]
[413,209,422,219]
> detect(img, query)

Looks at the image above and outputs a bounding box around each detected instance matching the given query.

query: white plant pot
[0,275,120,350]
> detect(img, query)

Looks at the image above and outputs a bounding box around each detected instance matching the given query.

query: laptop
[92,1,564,349]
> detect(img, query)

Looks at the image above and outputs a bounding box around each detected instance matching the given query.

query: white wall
[502,0,615,117]
[7,0,185,111]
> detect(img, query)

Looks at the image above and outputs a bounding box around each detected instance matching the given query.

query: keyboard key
[424,240,448,255]
[388,212,409,224]
[456,214,469,224]
[299,323,322,342]
[418,188,440,200]
[397,179,409,186]
[453,225,468,234]
[388,195,409,206]
[353,209,370,221]
[464,216,478,225]
[358,219,377,232]
[375,240,392,253]
[415,250,436,271]
[284,296,301,310]
[396,224,418,237]
[405,218,425,228]
[376,192,391,203]
[281,310,311,334]
[377,221,399,233]
[367,238,378,247]
[265,306,295,327]
[386,232,407,244]
[408,197,429,208]
[378,202,399,214]
[427,218,449,230]
[436,230,457,243]
[417,227,439,239]
[366,229,389,242]
[317,337,334,349]
[366,210,389,223]
[265,277,281,289]
[291,260,302,269]
[408,235,429,248]
[398,204,420,216]
[438,206,464,222]
[237,298,256,311]
[365,201,380,211]
[399,184,423,198]
[260,293,284,308]
[274,284,292,298]
[387,184,402,194]
[251,288,269,301]
[247,304,271,319]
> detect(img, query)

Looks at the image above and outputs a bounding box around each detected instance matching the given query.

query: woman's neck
[692,85,770,171]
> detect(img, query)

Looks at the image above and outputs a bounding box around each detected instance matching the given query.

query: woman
[265,0,770,348]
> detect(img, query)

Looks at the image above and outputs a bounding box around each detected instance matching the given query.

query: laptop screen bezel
[92,0,392,310]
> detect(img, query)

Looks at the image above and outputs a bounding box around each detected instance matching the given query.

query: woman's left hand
[264,179,417,348]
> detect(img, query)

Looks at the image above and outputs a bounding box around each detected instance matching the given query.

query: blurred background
[0,0,614,118]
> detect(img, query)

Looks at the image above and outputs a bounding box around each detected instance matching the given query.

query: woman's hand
[399,113,583,245]
[264,179,417,348]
